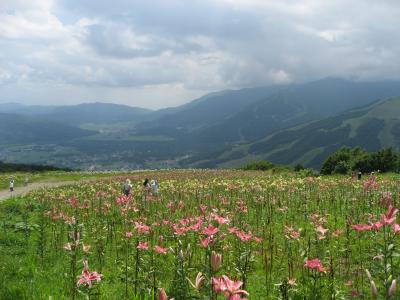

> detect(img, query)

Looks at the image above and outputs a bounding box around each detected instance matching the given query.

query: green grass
[1,171,400,299]
[0,171,147,190]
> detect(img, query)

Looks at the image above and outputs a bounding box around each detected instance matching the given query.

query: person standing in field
[143,178,150,193]
[9,178,14,195]
[123,179,132,196]
[151,178,159,195]
[143,178,149,188]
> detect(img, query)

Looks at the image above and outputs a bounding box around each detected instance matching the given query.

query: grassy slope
[196,97,400,170]
[0,171,147,190]
[1,172,400,299]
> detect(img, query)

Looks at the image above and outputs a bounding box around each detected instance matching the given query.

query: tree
[320,146,353,175]
[243,160,275,171]
[293,164,305,172]
[369,148,397,172]
[321,146,399,175]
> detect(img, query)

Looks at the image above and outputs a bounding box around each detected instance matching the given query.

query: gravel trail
[0,180,91,202]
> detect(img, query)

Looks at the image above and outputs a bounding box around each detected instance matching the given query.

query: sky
[0,0,400,109]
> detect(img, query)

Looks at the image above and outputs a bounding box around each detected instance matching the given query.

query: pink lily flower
[159,288,174,300]
[155,245,168,254]
[77,260,102,288]
[200,236,212,248]
[305,258,326,273]
[235,230,252,242]
[137,241,148,250]
[381,205,398,225]
[203,224,219,236]
[352,224,373,231]
[213,275,249,299]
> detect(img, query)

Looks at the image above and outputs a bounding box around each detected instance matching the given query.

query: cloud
[1,0,400,108]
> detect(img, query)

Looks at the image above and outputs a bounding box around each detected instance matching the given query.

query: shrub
[242,160,275,171]
[321,146,400,175]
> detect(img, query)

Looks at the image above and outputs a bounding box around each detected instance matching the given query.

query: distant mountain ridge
[2,78,400,170]
[135,85,289,135]
[193,96,400,169]
[186,78,400,146]
[0,112,94,145]
[0,102,153,125]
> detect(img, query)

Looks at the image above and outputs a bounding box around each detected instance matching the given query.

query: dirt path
[0,180,89,202]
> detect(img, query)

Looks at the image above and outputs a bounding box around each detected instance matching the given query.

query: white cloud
[0,0,64,40]
[268,70,291,84]
[1,0,400,108]
[0,67,12,84]
[0,0,54,11]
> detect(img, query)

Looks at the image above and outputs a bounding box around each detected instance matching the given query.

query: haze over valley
[1,78,400,170]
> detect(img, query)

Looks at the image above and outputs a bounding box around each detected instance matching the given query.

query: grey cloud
[83,22,214,59]
[1,0,400,107]
[84,23,163,58]
[59,0,263,41]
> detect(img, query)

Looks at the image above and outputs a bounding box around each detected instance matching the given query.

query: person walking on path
[9,178,14,196]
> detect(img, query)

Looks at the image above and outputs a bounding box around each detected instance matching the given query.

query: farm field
[1,170,400,299]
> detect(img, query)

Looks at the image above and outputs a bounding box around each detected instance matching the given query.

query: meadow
[1,170,400,299]
[0,171,135,190]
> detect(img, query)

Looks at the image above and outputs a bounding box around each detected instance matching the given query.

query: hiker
[9,178,14,194]
[24,176,29,187]
[143,178,151,195]
[151,178,159,195]
[357,171,362,180]
[123,179,132,196]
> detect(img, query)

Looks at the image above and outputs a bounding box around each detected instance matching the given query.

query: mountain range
[190,96,400,169]
[1,78,400,170]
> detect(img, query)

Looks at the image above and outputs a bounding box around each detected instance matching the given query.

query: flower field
[1,170,400,299]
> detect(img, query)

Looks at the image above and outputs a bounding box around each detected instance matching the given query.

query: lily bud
[211,251,222,273]
[370,280,378,298]
[82,243,91,253]
[83,260,89,272]
[365,269,372,281]
[195,272,205,289]
[389,279,397,298]
[179,249,184,260]
[74,231,80,246]
[159,288,168,300]
[63,242,72,251]
[188,272,205,290]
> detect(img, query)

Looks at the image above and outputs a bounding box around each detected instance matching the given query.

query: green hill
[3,79,400,170]
[188,78,400,147]
[133,78,400,156]
[0,160,71,172]
[189,97,400,170]
[0,102,152,126]
[135,85,287,136]
[41,103,152,125]
[0,113,95,145]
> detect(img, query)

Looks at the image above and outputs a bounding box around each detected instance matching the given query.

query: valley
[2,78,400,171]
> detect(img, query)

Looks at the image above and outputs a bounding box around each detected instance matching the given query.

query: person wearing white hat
[123,179,132,196]
[9,178,14,195]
